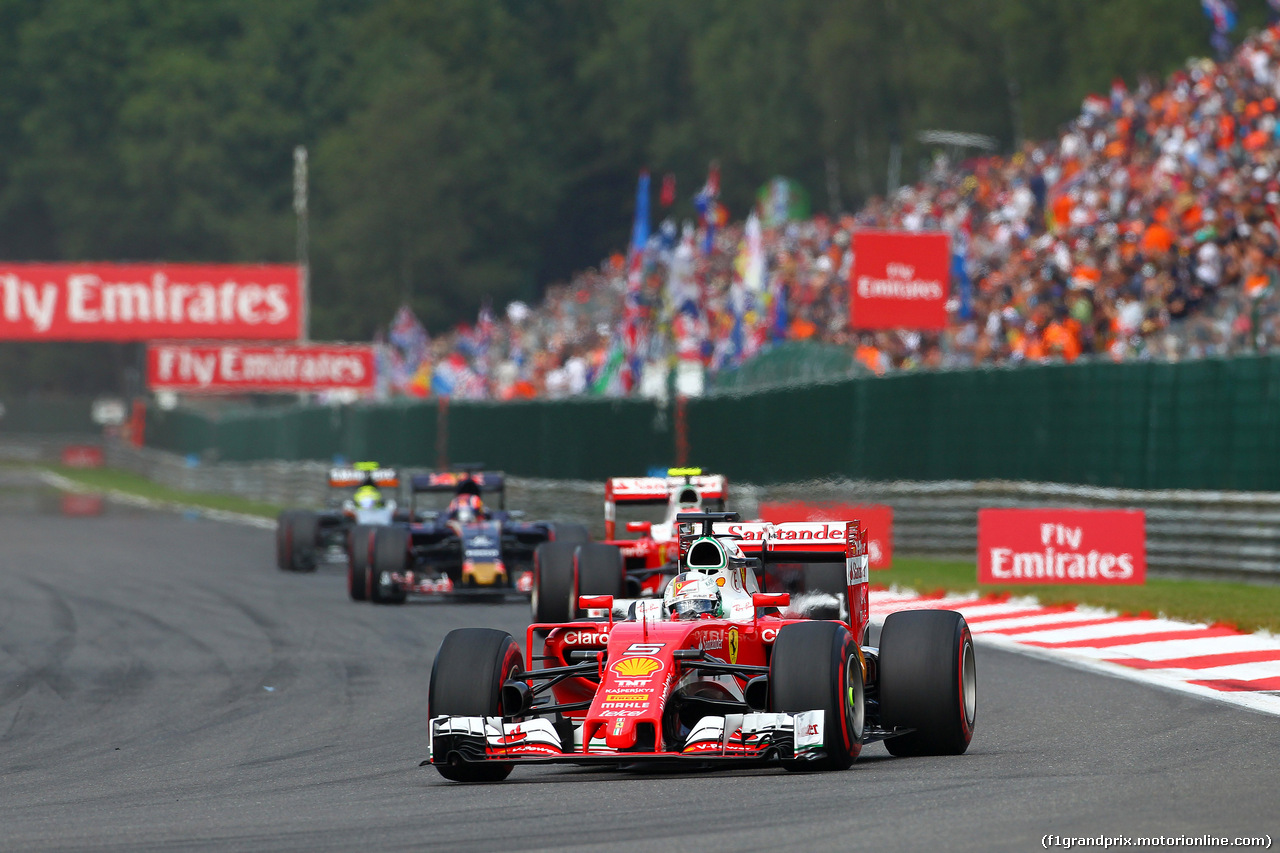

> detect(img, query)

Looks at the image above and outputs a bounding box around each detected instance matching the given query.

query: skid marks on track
[196,586,301,701]
[0,577,79,708]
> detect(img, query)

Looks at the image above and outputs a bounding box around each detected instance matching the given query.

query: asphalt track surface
[1,494,1277,852]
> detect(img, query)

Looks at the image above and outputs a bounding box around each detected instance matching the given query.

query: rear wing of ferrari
[676,512,870,643]
[604,469,728,538]
[328,463,399,489]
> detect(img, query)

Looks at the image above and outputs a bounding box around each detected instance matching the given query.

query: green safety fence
[144,354,1280,490]
[709,341,869,392]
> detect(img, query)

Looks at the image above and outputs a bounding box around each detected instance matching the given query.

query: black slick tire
[275,510,297,571]
[572,543,624,617]
[289,511,320,572]
[768,621,864,771]
[429,628,523,782]
[531,541,576,623]
[347,524,375,602]
[878,609,976,756]
[369,526,408,605]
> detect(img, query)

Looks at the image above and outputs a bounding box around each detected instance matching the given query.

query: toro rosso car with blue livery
[426,512,976,781]
[276,462,404,572]
[530,468,727,624]
[350,470,588,604]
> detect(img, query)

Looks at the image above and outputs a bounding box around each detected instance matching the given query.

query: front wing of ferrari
[427,710,829,767]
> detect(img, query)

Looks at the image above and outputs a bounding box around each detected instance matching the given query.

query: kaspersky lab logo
[611,657,662,677]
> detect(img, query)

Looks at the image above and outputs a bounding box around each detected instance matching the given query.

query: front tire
[429,628,523,783]
[368,526,409,605]
[275,510,298,571]
[288,511,320,572]
[879,609,976,756]
[347,524,375,602]
[769,621,864,771]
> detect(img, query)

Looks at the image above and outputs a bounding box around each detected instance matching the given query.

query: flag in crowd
[1202,0,1237,57]
[694,160,722,255]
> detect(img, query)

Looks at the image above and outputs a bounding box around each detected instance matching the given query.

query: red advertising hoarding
[977,508,1146,585]
[60,445,105,469]
[0,263,301,341]
[147,343,376,394]
[758,501,893,568]
[849,230,950,330]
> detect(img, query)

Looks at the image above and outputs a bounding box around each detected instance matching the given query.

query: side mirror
[578,595,614,612]
[752,592,790,609]
[625,520,652,534]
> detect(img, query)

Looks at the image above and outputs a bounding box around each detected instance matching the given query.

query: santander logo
[724,522,847,542]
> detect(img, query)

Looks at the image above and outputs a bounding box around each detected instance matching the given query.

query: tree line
[0,0,1256,395]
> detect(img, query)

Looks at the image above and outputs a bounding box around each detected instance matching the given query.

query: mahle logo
[611,657,661,677]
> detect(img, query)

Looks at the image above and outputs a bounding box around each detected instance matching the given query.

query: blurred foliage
[0,0,1266,393]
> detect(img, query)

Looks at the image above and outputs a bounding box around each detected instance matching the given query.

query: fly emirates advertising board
[148,343,376,394]
[0,263,301,341]
[977,508,1146,585]
[849,230,949,330]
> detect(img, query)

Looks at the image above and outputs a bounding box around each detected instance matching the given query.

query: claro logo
[561,630,607,646]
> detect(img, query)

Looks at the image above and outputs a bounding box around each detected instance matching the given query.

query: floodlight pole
[294,145,310,343]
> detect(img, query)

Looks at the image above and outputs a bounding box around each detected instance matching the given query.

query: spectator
[379,22,1280,399]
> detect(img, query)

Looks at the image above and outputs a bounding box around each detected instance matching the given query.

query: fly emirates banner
[977,508,1146,585]
[849,230,949,330]
[148,343,376,394]
[0,263,301,341]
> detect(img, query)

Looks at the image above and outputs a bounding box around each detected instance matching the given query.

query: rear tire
[531,542,576,623]
[879,609,976,756]
[288,511,320,572]
[347,524,375,602]
[572,543,624,617]
[275,510,298,570]
[429,628,523,782]
[369,526,409,605]
[768,621,864,771]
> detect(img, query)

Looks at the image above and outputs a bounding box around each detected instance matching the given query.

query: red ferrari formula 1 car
[427,512,976,782]
[529,468,727,623]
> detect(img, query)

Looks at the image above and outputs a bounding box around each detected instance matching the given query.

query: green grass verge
[876,557,1280,636]
[48,465,284,519]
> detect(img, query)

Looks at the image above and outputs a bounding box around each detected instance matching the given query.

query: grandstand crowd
[381,23,1280,399]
